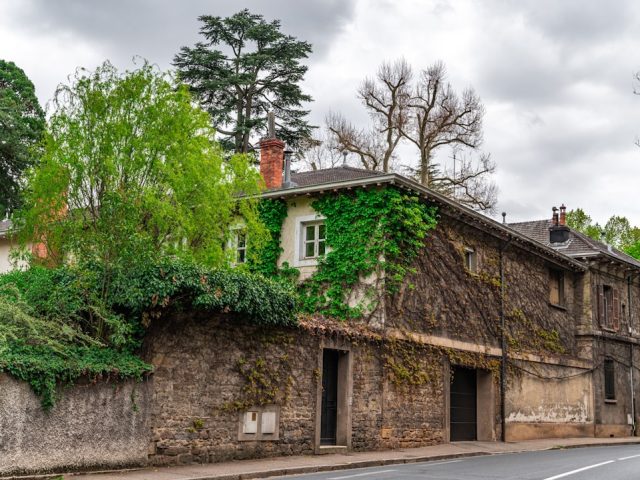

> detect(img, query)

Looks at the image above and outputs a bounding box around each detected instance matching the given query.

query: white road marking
[618,453,640,461]
[328,469,397,480]
[542,460,615,480]
[419,459,463,467]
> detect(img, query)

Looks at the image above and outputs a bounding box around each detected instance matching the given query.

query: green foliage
[566,208,640,252]
[0,59,45,215]
[248,199,300,282]
[14,60,264,273]
[108,257,298,328]
[174,9,314,152]
[0,259,296,407]
[300,187,438,318]
[626,242,640,260]
[0,341,151,411]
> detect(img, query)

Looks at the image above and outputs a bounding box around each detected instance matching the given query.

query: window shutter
[596,284,604,326]
[613,288,620,330]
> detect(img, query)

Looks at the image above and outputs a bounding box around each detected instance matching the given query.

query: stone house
[510,210,640,438]
[3,134,640,473]
[135,134,640,467]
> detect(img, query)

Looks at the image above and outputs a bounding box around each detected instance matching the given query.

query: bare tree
[327,59,412,172]
[401,62,484,186]
[296,130,346,171]
[325,59,496,211]
[433,149,497,211]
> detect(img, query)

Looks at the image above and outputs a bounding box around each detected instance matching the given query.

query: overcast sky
[2,0,639,224]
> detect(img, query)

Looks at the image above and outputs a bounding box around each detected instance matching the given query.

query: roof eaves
[260,173,586,272]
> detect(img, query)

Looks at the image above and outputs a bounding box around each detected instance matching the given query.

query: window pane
[305,241,315,258]
[237,233,246,248]
[318,224,326,240]
[318,240,325,256]
[237,248,246,264]
[306,225,315,241]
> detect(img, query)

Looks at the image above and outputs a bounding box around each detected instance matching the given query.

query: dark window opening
[604,358,616,401]
[549,269,565,306]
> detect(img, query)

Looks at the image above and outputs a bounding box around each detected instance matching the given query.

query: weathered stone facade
[143,314,448,466]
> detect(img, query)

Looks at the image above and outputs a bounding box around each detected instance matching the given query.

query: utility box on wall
[243,411,258,434]
[237,406,280,441]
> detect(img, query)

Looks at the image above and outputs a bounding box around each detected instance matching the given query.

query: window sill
[604,399,617,404]
[294,257,320,268]
[601,327,619,334]
[549,303,567,311]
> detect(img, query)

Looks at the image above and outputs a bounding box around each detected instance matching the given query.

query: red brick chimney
[259,112,284,189]
[559,204,567,226]
[260,138,284,189]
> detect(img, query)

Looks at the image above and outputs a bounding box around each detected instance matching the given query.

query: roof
[0,219,10,239]
[289,166,384,187]
[509,219,640,269]
[262,167,585,272]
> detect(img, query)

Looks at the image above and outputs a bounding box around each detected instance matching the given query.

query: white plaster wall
[506,363,593,424]
[279,196,322,280]
[0,238,13,273]
[0,374,151,475]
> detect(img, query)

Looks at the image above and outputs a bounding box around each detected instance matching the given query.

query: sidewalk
[65,437,640,480]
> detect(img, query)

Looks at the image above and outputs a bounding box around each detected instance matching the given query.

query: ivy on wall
[299,187,438,319]
[0,258,298,407]
[248,198,300,283]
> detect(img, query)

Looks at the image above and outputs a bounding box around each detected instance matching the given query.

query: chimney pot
[559,204,567,226]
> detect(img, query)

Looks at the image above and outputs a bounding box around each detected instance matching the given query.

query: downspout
[499,238,512,442]
[629,274,636,435]
[630,342,636,436]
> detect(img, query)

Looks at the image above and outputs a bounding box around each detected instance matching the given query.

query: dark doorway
[320,349,339,445]
[450,366,477,441]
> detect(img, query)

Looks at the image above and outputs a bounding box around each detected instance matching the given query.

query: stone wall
[388,215,579,356]
[143,314,448,466]
[0,374,151,476]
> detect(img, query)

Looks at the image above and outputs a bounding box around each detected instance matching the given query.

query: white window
[236,231,247,264]
[303,222,326,259]
[293,214,327,267]
[228,226,247,266]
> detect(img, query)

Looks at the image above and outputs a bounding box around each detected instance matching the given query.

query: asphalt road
[274,445,640,480]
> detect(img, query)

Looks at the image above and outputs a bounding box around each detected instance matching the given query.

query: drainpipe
[629,273,636,435]
[630,342,636,436]
[499,238,512,442]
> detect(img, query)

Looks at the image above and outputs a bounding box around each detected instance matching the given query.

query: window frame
[293,214,327,267]
[228,225,248,266]
[464,247,478,273]
[302,221,326,260]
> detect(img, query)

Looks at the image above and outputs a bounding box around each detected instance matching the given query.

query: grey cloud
[13,0,356,67]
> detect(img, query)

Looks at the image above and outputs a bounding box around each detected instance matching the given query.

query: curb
[142,440,640,480]
[5,440,640,480]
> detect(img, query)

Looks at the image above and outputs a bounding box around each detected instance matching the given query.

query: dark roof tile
[288,166,384,188]
[509,219,640,268]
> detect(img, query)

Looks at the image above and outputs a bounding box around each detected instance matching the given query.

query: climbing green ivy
[249,198,300,283]
[300,187,438,319]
